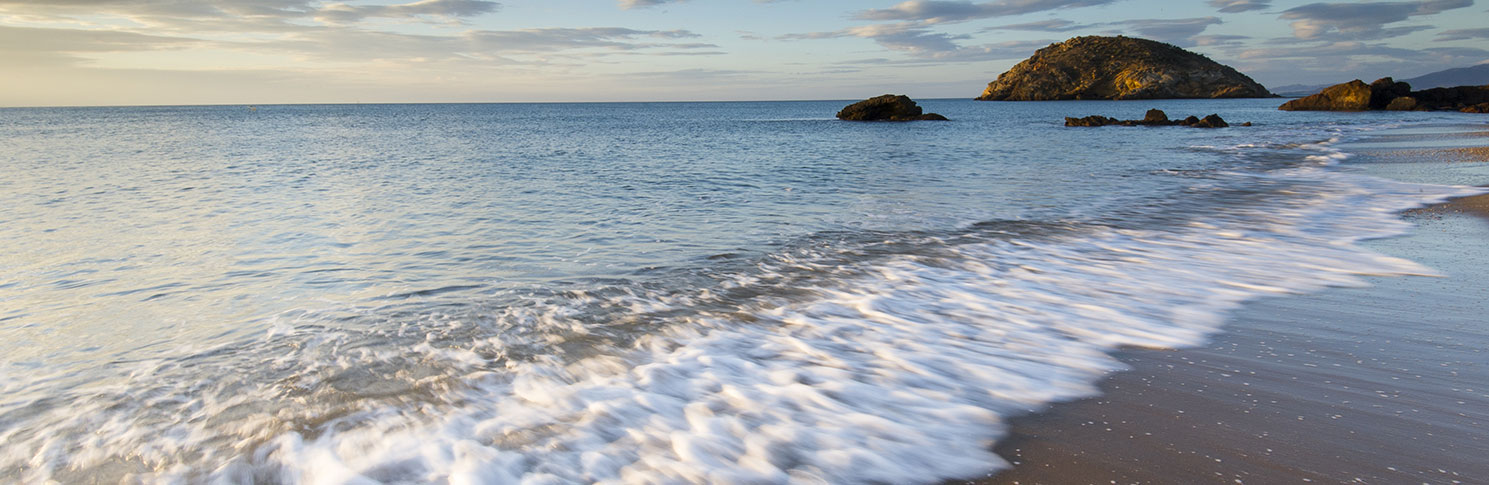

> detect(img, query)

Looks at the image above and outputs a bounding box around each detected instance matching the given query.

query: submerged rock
[1064,109,1233,128]
[836,95,948,121]
[977,36,1272,101]
[1280,77,1489,112]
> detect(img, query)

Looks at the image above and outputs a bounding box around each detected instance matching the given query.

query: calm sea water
[0,100,1480,483]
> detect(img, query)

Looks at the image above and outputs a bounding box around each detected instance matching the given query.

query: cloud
[1279,0,1472,40]
[618,0,679,9]
[1436,27,1489,41]
[624,68,757,79]
[244,26,713,66]
[783,24,1050,62]
[0,0,498,31]
[619,0,785,10]
[0,25,200,53]
[313,0,499,24]
[854,0,1121,24]
[1115,17,1221,45]
[1230,39,1489,85]
[0,24,202,67]
[0,0,710,70]
[466,27,708,52]
[981,17,1221,45]
[982,19,1087,31]
[1208,0,1269,13]
[0,0,318,28]
[1192,34,1250,47]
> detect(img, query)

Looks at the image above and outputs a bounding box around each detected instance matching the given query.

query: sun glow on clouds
[0,0,1487,106]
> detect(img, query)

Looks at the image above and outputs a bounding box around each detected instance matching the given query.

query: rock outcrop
[1416,85,1489,112]
[836,95,948,121]
[1065,109,1234,128]
[977,36,1272,101]
[1279,78,1407,110]
[1280,77,1489,112]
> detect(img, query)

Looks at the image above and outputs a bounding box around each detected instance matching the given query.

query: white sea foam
[3,142,1484,484]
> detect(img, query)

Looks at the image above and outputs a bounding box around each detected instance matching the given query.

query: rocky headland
[1279,77,1489,112]
[976,36,1272,101]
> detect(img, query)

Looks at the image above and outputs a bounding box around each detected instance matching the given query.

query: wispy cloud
[1229,38,1489,84]
[783,23,1052,62]
[854,0,1122,24]
[1279,0,1472,40]
[0,0,711,70]
[1192,34,1250,47]
[981,16,1222,45]
[1436,27,1489,41]
[313,0,499,24]
[1208,0,1270,13]
[982,19,1087,31]
[0,24,202,67]
[617,0,678,9]
[0,0,500,33]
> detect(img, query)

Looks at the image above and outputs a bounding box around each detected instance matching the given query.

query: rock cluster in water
[1064,109,1239,128]
[1280,77,1489,113]
[836,95,949,121]
[977,36,1272,101]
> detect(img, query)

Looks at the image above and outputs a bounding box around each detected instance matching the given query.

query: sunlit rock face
[977,36,1272,101]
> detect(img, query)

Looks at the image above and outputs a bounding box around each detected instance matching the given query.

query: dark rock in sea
[1064,115,1121,127]
[1064,109,1232,128]
[977,36,1272,101]
[1463,103,1489,114]
[1280,77,1489,112]
[1414,85,1489,111]
[1192,114,1229,128]
[836,94,948,121]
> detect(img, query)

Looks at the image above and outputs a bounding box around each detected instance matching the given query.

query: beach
[974,126,1489,484]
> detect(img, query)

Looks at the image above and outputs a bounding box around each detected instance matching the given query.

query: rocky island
[836,95,948,121]
[977,36,1272,101]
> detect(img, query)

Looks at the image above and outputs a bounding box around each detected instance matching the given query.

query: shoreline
[967,126,1489,484]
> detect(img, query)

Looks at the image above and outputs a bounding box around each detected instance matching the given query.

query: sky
[2,0,1487,106]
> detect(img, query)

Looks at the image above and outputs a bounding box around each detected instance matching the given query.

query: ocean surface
[0,99,1482,484]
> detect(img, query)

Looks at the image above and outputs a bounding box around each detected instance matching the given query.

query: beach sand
[965,128,1489,484]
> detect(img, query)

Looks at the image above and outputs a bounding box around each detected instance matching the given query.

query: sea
[0,99,1482,484]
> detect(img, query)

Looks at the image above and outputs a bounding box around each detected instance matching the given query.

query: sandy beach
[970,124,1489,484]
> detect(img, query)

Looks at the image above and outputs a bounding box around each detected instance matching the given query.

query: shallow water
[0,100,1483,483]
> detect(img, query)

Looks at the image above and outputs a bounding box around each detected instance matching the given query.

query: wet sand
[966,128,1489,484]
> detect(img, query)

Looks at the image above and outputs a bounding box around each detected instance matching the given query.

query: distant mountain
[1271,83,1332,96]
[1402,64,1489,90]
